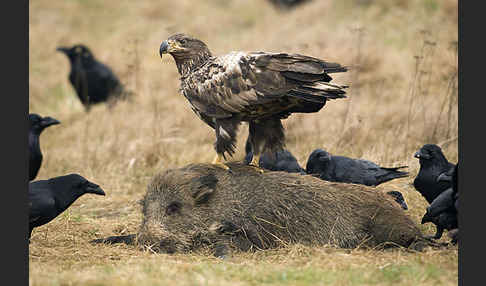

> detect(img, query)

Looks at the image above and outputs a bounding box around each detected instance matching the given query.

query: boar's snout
[138,221,194,253]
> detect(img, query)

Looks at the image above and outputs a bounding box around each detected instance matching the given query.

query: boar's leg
[213,241,230,259]
[90,234,136,245]
[210,220,266,254]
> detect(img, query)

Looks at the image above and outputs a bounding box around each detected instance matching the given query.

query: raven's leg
[248,117,285,171]
[213,118,240,170]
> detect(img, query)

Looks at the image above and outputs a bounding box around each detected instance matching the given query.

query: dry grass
[29,0,458,285]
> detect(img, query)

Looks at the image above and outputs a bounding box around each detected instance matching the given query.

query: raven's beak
[400,201,409,210]
[86,183,106,196]
[159,40,169,58]
[41,117,60,128]
[56,47,69,54]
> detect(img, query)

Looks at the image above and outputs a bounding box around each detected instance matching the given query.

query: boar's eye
[166,201,182,216]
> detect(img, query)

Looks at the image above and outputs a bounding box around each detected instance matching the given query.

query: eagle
[159,33,348,170]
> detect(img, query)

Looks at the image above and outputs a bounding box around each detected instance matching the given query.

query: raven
[29,174,105,241]
[29,114,60,181]
[421,163,459,243]
[420,188,458,240]
[413,144,455,204]
[57,44,132,111]
[243,137,305,173]
[305,149,409,186]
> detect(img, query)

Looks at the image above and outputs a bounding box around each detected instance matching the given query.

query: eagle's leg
[212,153,229,170]
[213,118,240,170]
[249,154,261,168]
[248,118,285,173]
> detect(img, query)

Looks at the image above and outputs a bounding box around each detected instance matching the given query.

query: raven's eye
[166,202,182,216]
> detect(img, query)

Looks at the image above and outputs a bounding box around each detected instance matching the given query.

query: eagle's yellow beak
[159,40,183,58]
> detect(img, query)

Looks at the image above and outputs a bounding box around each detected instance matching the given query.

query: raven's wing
[94,62,123,92]
[426,188,455,217]
[29,187,57,228]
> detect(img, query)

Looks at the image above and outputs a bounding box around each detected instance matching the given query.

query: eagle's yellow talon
[212,154,230,170]
[248,154,264,173]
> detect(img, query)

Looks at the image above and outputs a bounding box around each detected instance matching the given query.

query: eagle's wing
[182,52,348,118]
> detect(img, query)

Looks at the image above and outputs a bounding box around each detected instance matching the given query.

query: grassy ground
[29,0,458,285]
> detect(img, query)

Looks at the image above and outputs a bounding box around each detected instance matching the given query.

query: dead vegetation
[29,0,458,285]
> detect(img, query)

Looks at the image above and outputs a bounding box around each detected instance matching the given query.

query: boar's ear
[191,174,218,205]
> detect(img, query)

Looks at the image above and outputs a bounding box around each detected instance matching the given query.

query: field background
[29,0,458,285]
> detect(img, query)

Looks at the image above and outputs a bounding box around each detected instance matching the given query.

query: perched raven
[420,188,458,240]
[57,44,131,111]
[413,144,455,204]
[386,190,408,210]
[29,114,60,181]
[29,174,105,241]
[421,163,459,243]
[244,138,305,173]
[305,149,409,186]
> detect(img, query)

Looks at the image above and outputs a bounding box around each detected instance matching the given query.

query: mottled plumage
[413,144,455,204]
[29,114,60,181]
[57,44,132,111]
[159,33,348,169]
[305,149,409,186]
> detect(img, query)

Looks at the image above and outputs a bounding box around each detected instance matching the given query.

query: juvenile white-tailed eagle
[159,33,348,170]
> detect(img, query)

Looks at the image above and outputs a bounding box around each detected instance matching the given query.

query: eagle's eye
[179,39,187,45]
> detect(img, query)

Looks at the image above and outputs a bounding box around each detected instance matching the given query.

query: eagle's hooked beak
[159,40,183,58]
[159,40,169,58]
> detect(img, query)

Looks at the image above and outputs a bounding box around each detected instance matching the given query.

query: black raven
[243,138,305,173]
[57,44,132,111]
[29,174,105,241]
[305,149,409,186]
[413,144,455,204]
[421,163,459,243]
[420,188,458,240]
[29,114,60,181]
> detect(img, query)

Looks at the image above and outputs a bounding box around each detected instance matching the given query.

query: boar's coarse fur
[138,163,430,255]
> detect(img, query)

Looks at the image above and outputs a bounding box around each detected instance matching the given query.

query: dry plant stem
[337,26,363,149]
[405,39,426,158]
